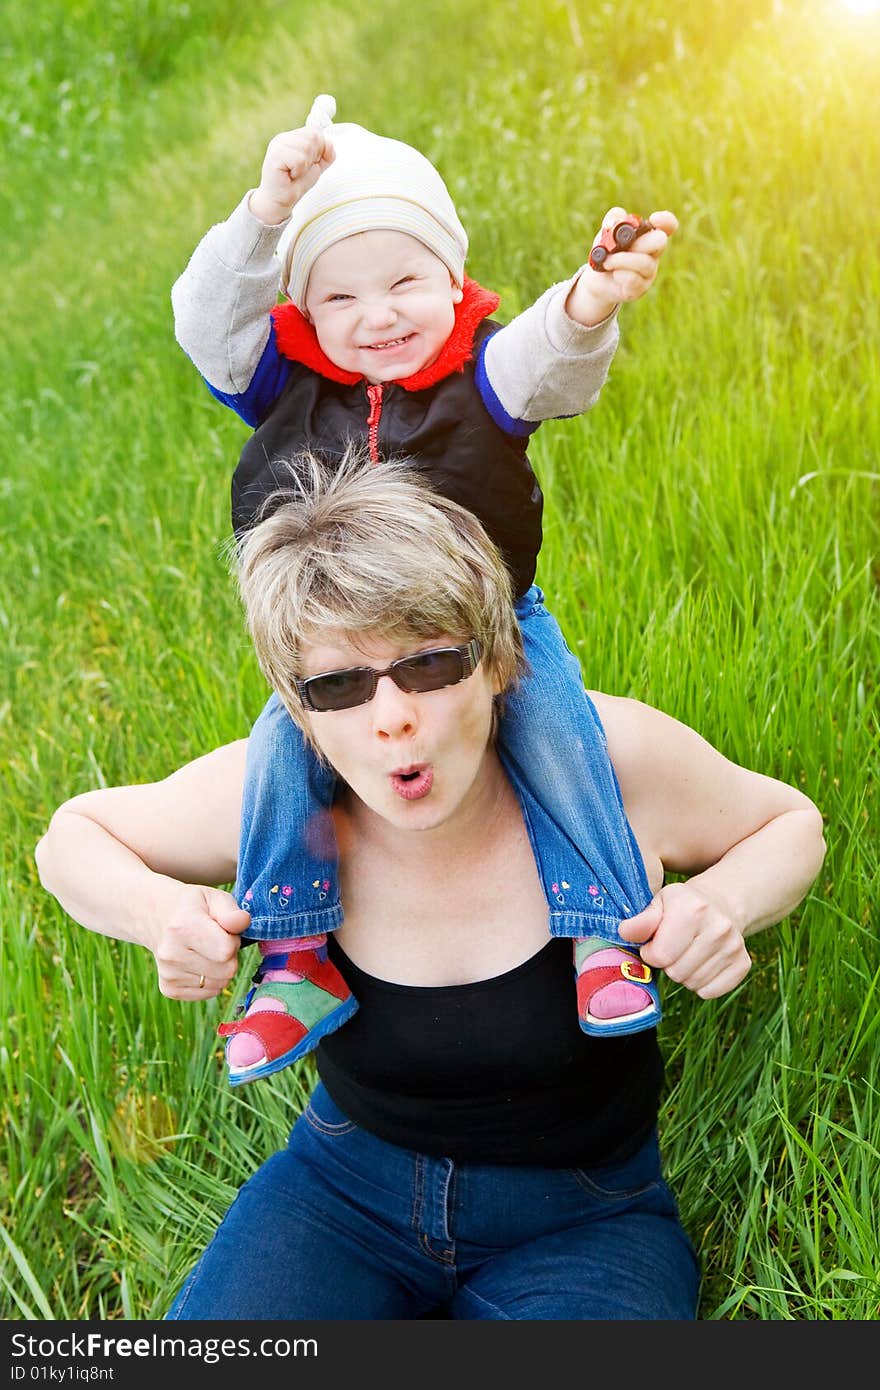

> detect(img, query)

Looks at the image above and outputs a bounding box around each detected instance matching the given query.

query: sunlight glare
[839,0,880,15]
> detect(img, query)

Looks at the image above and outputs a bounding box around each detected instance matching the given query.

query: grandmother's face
[299,630,499,833]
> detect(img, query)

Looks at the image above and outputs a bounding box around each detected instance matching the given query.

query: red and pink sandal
[218,946,358,1086]
[574,940,661,1038]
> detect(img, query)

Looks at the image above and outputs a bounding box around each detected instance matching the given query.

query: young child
[172,94,678,1085]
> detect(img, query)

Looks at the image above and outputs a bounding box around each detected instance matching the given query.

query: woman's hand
[151,886,251,1001]
[618,881,752,1000]
[566,208,678,326]
[248,126,335,226]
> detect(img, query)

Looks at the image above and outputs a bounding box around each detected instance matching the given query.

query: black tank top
[317,936,663,1167]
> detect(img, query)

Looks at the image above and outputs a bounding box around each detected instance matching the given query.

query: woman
[35,454,825,1320]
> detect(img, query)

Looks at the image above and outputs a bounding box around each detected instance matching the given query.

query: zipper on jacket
[365,384,384,463]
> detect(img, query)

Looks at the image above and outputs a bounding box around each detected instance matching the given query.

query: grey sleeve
[170,193,291,394]
[482,270,619,423]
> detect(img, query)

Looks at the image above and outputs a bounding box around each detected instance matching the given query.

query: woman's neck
[334,745,551,986]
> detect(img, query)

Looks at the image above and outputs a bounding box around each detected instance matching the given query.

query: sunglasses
[296,639,483,712]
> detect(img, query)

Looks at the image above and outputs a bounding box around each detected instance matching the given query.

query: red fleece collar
[270,277,500,391]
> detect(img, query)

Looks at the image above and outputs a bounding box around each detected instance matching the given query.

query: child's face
[304,230,463,383]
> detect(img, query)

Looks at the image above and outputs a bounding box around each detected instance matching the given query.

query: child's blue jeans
[166,1081,700,1320]
[235,586,653,943]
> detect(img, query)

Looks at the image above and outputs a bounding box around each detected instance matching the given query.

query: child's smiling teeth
[367,335,412,350]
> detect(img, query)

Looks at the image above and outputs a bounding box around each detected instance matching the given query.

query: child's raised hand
[248,126,335,226]
[566,208,678,327]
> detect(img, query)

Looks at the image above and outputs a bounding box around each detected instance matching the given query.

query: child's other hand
[566,208,678,327]
[248,126,335,226]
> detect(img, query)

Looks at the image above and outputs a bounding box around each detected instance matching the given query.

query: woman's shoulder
[586,690,722,795]
[587,690,818,877]
[586,690,671,752]
[585,689,715,832]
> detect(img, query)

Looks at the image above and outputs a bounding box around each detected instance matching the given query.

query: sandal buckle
[621,959,652,984]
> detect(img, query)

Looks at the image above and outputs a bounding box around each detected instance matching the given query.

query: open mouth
[389,764,433,800]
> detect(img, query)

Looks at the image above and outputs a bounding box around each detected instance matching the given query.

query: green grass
[1,0,878,1320]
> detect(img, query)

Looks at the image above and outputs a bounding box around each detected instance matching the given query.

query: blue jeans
[235,587,653,942]
[167,1083,700,1320]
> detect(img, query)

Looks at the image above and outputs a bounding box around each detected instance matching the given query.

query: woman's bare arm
[35,741,250,998]
[590,693,826,998]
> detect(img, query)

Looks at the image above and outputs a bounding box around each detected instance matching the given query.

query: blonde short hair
[234,448,525,742]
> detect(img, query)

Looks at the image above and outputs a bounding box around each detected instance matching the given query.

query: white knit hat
[277,96,468,311]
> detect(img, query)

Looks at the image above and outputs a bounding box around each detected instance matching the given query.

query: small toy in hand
[589,215,653,271]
